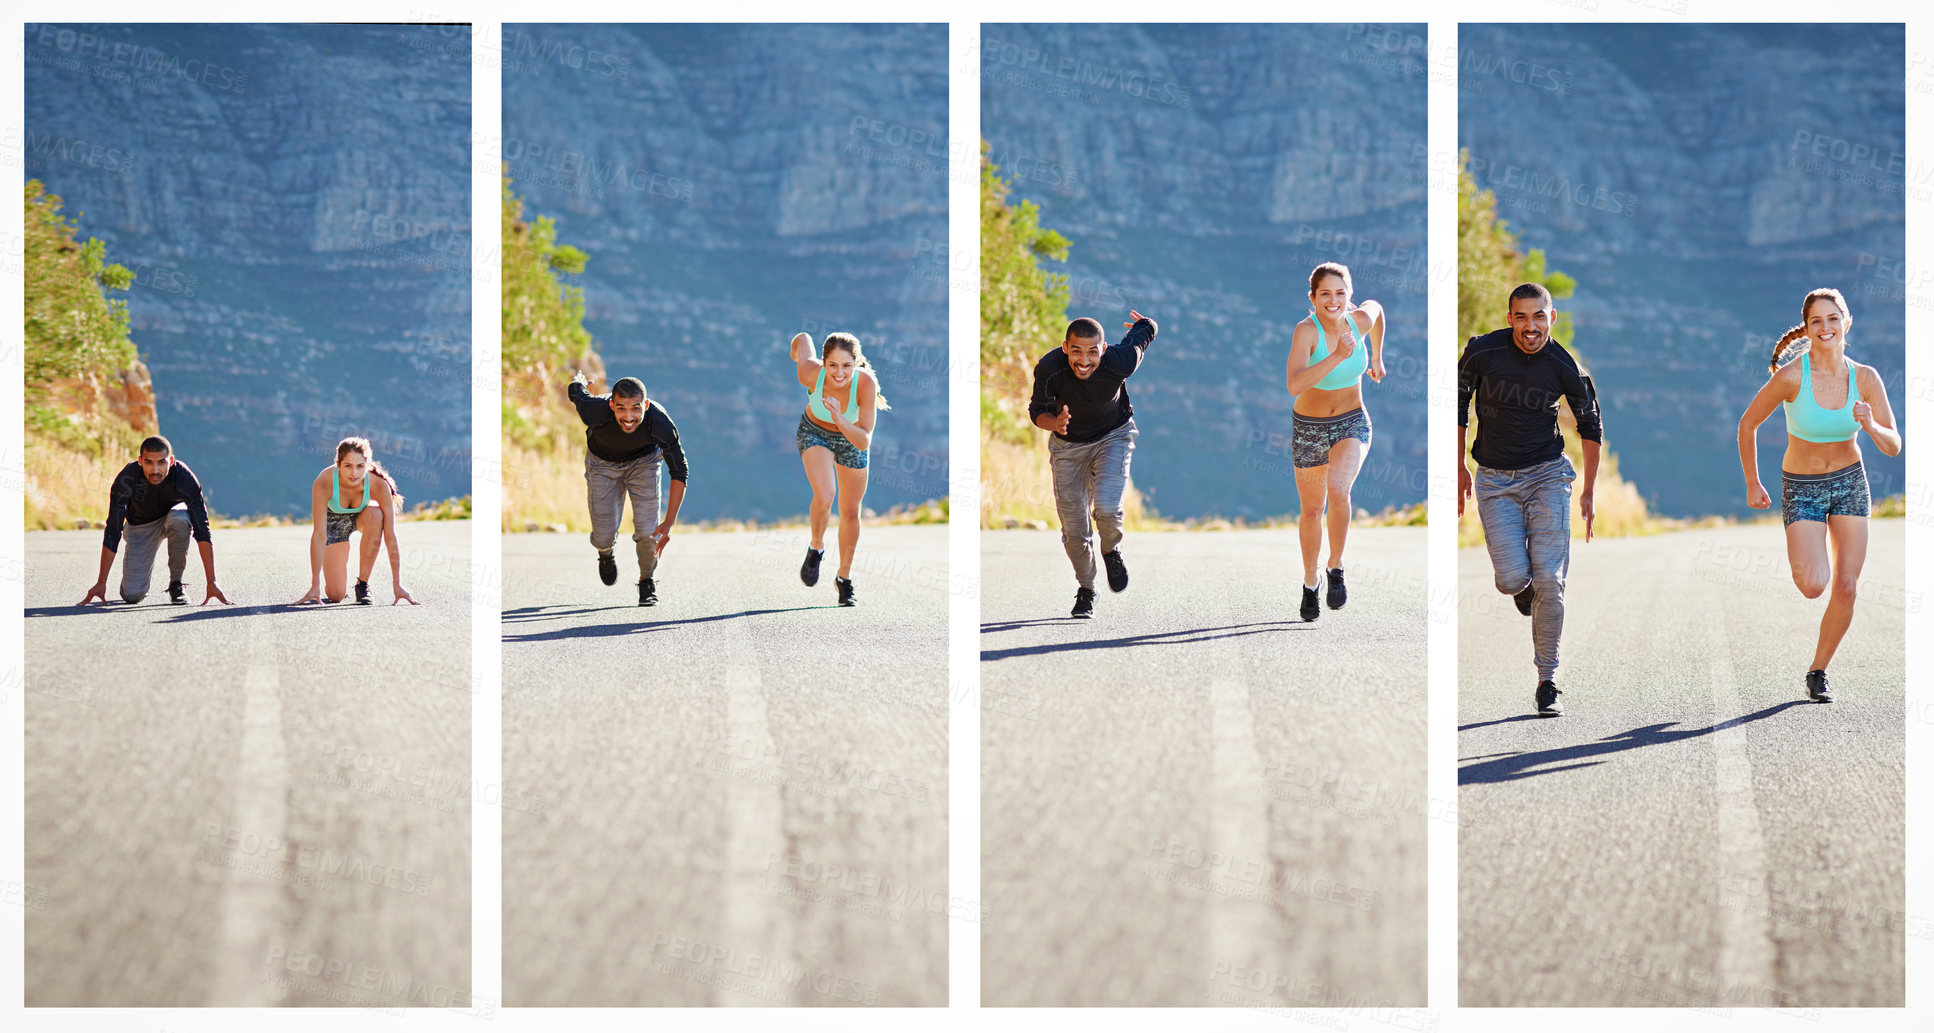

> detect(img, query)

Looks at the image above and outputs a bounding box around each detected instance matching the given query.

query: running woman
[1029,311,1159,618]
[791,331,890,606]
[1285,262,1387,621]
[79,435,229,606]
[294,437,418,605]
[569,371,689,607]
[1736,288,1901,703]
[1457,283,1602,717]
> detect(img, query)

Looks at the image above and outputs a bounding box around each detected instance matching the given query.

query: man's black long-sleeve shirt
[1457,328,1603,471]
[103,460,214,552]
[569,382,690,481]
[1028,317,1158,443]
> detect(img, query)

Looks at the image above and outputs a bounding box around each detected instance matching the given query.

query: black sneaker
[354,579,371,605]
[167,579,186,605]
[1806,669,1832,703]
[1300,584,1320,622]
[1535,681,1563,716]
[638,578,657,606]
[597,551,617,586]
[835,576,855,607]
[1514,583,1536,616]
[1326,567,1347,610]
[1102,549,1129,593]
[1071,586,1096,619]
[801,547,824,587]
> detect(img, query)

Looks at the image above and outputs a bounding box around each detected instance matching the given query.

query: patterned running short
[1781,461,1869,526]
[1292,407,1372,469]
[325,510,359,545]
[796,412,869,470]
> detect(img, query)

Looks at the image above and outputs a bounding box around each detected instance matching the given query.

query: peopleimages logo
[981,38,1191,108]
[28,25,249,92]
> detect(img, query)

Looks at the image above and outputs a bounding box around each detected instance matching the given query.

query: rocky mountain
[982,22,1429,520]
[501,23,949,520]
[1460,23,1906,516]
[24,23,472,517]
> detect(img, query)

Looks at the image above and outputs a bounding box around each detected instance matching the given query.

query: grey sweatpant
[1049,418,1138,591]
[120,504,191,603]
[586,451,661,578]
[1475,454,1575,682]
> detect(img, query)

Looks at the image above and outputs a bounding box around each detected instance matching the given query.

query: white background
[1,1,1925,1029]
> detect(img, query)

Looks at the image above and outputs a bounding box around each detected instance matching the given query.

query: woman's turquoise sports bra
[328,467,371,514]
[807,363,862,423]
[1307,311,1370,392]
[1782,352,1860,443]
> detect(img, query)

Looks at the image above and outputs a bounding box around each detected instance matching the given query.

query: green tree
[24,180,137,400]
[980,142,1070,444]
[502,173,593,377]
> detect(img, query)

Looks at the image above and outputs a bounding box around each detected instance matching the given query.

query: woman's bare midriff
[1293,382,1364,419]
[1782,435,1861,475]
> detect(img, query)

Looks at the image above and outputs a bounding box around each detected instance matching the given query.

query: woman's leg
[801,447,837,550]
[1293,462,1328,586]
[834,464,870,579]
[1323,436,1368,570]
[323,540,352,601]
[1809,515,1869,670]
[356,504,385,583]
[1783,520,1831,599]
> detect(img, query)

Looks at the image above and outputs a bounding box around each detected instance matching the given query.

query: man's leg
[1049,438,1101,590]
[1522,459,1576,683]
[585,454,625,557]
[1476,470,1532,599]
[117,518,164,603]
[626,456,663,579]
[163,505,191,585]
[1090,421,1138,558]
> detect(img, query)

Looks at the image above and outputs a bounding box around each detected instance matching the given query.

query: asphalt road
[24,522,474,1008]
[499,526,949,1006]
[980,527,1427,1007]
[1459,521,1906,1007]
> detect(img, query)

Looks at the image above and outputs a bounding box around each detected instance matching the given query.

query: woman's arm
[1736,367,1794,506]
[376,478,404,582]
[827,372,879,450]
[1855,364,1902,457]
[1285,319,1347,395]
[791,332,821,389]
[296,473,327,603]
[1360,300,1387,383]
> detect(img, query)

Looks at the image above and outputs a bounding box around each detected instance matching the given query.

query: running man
[79,435,229,606]
[569,371,689,606]
[1736,287,1901,703]
[1029,310,1159,618]
[1457,283,1601,716]
[1285,262,1387,621]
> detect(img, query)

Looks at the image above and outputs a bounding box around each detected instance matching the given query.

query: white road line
[1706,616,1777,1001]
[206,658,290,1006]
[718,666,797,1006]
[1209,678,1277,1005]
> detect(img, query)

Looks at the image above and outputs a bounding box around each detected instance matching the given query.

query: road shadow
[1458,715,1543,732]
[1458,700,1814,784]
[26,602,297,620]
[503,606,830,643]
[979,621,1306,661]
[502,605,656,624]
[980,618,1088,634]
